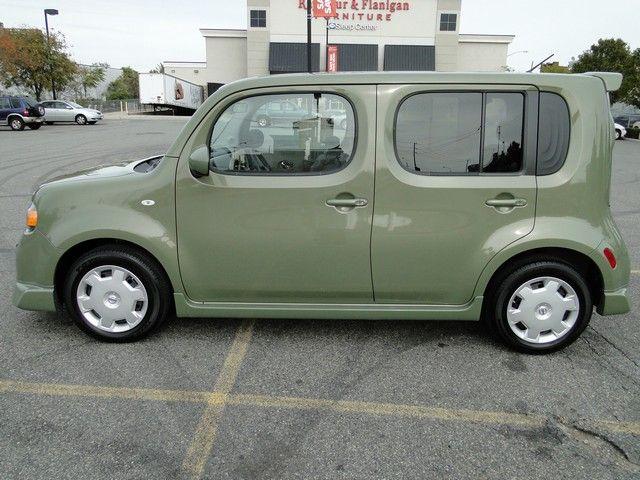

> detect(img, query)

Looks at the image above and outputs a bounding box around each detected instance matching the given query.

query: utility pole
[44,8,59,99]
[306,0,312,73]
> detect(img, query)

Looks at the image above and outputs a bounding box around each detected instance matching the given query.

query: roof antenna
[527,54,555,73]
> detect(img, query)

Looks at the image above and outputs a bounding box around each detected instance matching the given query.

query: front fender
[32,157,182,294]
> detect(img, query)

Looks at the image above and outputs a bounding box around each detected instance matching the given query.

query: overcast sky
[1,0,638,72]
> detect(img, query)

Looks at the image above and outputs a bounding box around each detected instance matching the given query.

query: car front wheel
[491,261,592,353]
[63,246,172,341]
[75,114,87,125]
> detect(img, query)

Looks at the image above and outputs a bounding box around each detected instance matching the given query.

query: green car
[13,72,631,352]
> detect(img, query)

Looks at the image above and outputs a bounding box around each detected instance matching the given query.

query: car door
[372,84,538,305]
[175,85,376,303]
[57,101,75,121]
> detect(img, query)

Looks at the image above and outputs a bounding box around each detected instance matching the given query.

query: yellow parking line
[0,379,213,404]
[1,377,639,437]
[230,393,545,428]
[182,319,255,479]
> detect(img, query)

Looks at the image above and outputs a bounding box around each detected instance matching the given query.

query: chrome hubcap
[76,265,148,333]
[506,276,580,344]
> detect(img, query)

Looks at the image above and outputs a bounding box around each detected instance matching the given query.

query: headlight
[26,203,38,229]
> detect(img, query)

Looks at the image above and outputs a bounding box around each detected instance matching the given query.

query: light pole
[44,8,59,99]
[507,50,528,58]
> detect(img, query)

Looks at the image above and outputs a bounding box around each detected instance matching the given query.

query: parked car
[40,100,103,125]
[614,123,627,140]
[254,99,310,127]
[0,95,45,131]
[613,114,640,129]
[13,71,631,353]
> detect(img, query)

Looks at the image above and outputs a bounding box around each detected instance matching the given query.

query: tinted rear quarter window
[537,92,570,175]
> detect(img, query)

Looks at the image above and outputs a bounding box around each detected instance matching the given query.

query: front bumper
[598,287,631,315]
[13,229,58,312]
[88,114,103,121]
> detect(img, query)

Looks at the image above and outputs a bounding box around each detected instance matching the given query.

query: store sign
[313,0,337,18]
[300,0,411,22]
[327,45,338,72]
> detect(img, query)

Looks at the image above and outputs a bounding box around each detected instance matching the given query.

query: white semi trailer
[138,73,204,114]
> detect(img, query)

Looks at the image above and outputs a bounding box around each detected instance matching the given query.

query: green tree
[149,63,164,74]
[571,38,640,106]
[541,62,570,74]
[105,66,139,100]
[0,26,77,100]
[76,62,107,98]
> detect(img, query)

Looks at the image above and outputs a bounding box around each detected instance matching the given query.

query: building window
[439,13,457,32]
[250,10,266,27]
[209,93,356,175]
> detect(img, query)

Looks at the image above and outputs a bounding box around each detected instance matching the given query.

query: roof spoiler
[584,72,623,92]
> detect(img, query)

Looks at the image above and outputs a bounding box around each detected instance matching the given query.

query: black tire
[75,114,87,125]
[615,129,622,140]
[490,260,592,353]
[63,246,172,341]
[9,116,25,131]
[45,121,54,125]
[27,123,42,130]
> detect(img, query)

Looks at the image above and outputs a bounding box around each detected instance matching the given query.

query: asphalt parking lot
[0,118,638,480]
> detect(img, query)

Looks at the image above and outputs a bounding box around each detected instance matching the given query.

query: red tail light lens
[603,248,617,269]
[22,109,29,117]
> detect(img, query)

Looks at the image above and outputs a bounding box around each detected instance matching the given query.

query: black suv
[613,114,640,129]
[0,95,45,131]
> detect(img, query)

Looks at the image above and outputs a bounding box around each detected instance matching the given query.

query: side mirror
[188,145,210,176]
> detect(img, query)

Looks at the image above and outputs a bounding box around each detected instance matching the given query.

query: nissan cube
[13,72,631,352]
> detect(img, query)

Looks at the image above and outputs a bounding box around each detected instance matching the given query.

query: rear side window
[209,92,356,175]
[395,91,524,175]
[537,92,570,176]
[10,98,22,108]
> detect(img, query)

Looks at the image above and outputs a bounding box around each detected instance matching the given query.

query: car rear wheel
[615,129,622,140]
[63,246,172,341]
[75,114,87,125]
[27,123,42,130]
[490,261,592,353]
[9,117,25,131]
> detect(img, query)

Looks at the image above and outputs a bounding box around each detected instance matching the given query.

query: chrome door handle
[485,198,527,208]
[326,198,368,208]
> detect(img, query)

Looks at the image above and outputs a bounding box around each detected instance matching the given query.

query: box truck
[138,73,204,113]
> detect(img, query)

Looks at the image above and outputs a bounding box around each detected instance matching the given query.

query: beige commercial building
[164,0,514,94]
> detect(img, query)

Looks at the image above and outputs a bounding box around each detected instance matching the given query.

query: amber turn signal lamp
[603,247,617,269]
[26,204,38,229]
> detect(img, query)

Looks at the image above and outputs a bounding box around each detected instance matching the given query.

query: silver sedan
[40,100,104,125]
